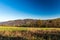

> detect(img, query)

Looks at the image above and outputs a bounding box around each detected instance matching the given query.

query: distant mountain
[0,18,60,28]
[0,19,37,26]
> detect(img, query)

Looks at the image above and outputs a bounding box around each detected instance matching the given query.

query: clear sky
[0,0,60,22]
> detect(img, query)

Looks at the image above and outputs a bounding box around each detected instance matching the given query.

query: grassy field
[0,26,60,40]
[0,26,60,31]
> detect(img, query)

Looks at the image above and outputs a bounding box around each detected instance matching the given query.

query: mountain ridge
[0,18,60,28]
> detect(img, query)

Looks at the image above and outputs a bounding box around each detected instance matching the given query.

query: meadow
[0,26,60,31]
[0,26,60,40]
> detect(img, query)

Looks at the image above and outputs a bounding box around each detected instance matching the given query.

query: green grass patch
[0,26,60,31]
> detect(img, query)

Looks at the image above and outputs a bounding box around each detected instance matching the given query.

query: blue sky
[0,0,60,22]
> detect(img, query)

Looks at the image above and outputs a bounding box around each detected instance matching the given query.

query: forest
[0,18,60,28]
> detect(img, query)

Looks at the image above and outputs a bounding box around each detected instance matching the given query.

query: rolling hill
[0,18,60,28]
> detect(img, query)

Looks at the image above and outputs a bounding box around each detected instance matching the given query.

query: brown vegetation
[0,30,60,40]
[0,18,60,28]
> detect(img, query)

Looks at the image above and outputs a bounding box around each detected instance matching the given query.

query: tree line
[17,19,60,28]
[0,18,60,28]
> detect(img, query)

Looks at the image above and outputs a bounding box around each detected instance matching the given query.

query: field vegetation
[0,26,60,31]
[0,26,59,40]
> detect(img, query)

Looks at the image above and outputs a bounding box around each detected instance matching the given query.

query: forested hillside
[0,18,60,28]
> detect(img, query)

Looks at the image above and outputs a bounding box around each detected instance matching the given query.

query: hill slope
[0,18,60,28]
